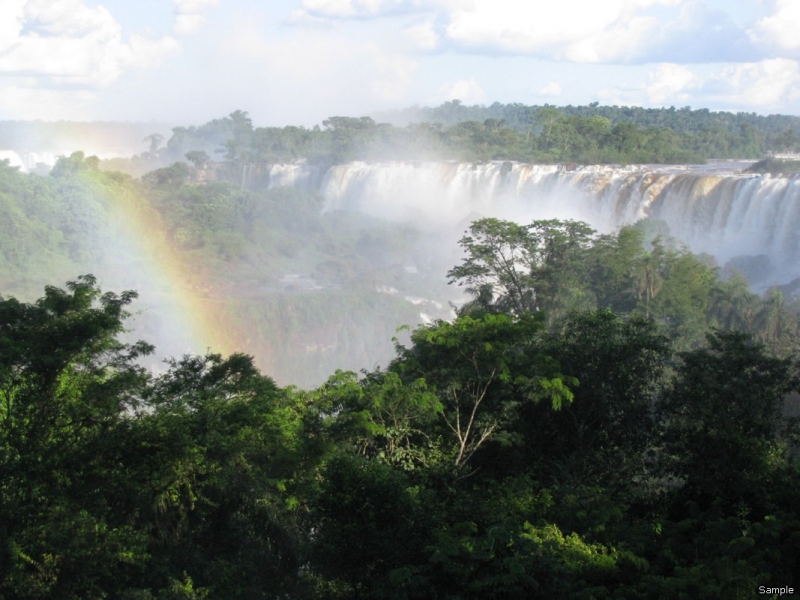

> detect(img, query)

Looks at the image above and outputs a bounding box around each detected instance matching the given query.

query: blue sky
[2,0,800,126]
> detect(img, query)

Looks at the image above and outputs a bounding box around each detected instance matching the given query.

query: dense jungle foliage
[2,151,800,597]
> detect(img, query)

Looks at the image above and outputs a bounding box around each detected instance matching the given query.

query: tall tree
[448,218,595,317]
[143,133,165,156]
[0,275,153,599]
[393,313,574,475]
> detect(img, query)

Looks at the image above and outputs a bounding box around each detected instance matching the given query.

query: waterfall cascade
[0,150,58,172]
[267,160,800,285]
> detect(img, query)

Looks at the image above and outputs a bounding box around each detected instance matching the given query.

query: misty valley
[2,104,800,598]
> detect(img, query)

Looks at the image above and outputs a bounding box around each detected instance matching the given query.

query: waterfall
[267,162,326,190]
[280,160,800,284]
[0,150,26,170]
[0,150,58,173]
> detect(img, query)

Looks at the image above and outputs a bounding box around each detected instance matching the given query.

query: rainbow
[91,173,248,368]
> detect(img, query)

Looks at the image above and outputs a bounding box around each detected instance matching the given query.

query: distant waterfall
[0,150,58,172]
[298,161,800,283]
[266,162,327,190]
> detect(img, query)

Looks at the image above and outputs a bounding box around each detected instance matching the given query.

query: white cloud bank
[748,0,800,55]
[3,0,800,123]
[599,58,800,112]
[0,0,178,86]
[290,0,767,65]
[443,0,757,64]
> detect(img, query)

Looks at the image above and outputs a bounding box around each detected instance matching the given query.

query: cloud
[368,44,419,100]
[174,14,206,35]
[640,1,756,63]
[539,82,563,97]
[289,0,758,65]
[286,9,339,28]
[444,0,665,61]
[173,0,219,34]
[174,0,219,10]
[442,0,758,64]
[290,0,470,24]
[403,22,439,51]
[0,0,179,87]
[599,58,800,112]
[209,24,418,121]
[433,78,486,104]
[645,63,698,104]
[704,59,800,107]
[749,0,800,53]
[298,0,418,19]
[0,84,98,121]
[0,0,27,53]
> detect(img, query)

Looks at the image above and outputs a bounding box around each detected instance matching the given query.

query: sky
[2,0,800,126]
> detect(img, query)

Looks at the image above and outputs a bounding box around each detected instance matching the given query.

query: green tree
[184,151,210,170]
[448,218,537,314]
[633,245,665,319]
[308,455,433,598]
[708,274,758,332]
[393,313,574,475]
[0,275,153,599]
[144,134,165,156]
[523,310,671,488]
[588,226,645,313]
[140,352,310,599]
[647,246,716,344]
[753,287,797,355]
[0,277,319,599]
[448,218,595,317]
[661,331,799,508]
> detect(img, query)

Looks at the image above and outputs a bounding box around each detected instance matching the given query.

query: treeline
[2,218,800,598]
[383,100,800,154]
[145,110,707,166]
[114,103,800,173]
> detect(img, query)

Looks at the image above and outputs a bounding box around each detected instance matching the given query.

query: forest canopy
[2,219,800,597]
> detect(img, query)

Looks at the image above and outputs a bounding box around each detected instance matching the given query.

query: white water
[266,161,327,190]
[1,149,128,173]
[265,160,799,284]
[0,150,58,172]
